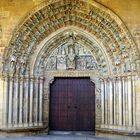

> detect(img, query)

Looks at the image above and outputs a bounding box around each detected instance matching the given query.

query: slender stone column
[125,76,129,126]
[113,77,116,125]
[8,76,14,127]
[39,77,44,126]
[45,77,54,130]
[19,76,24,126]
[132,76,136,127]
[107,79,110,125]
[104,79,108,125]
[13,75,19,127]
[29,77,34,126]
[115,77,120,125]
[118,77,123,125]
[2,75,9,127]
[101,79,105,125]
[24,77,29,126]
[128,76,133,126]
[109,78,113,125]
[122,76,126,126]
[35,77,39,126]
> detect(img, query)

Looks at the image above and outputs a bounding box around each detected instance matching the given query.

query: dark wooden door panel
[50,77,95,131]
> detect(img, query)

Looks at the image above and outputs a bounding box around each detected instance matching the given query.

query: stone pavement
[0,133,140,140]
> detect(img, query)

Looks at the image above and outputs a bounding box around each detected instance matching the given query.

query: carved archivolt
[2,0,140,77]
[33,29,109,76]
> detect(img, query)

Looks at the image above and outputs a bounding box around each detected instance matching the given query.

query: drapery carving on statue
[76,57,86,70]
[19,58,27,75]
[67,42,76,69]
[112,55,140,75]
[40,65,45,76]
[124,60,131,72]
[67,54,76,69]
[86,56,98,70]
[47,56,56,70]
[9,54,17,74]
[7,53,27,75]
[131,62,137,72]
[57,55,66,70]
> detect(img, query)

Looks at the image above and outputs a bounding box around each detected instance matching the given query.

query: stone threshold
[0,126,47,133]
[96,128,140,136]
[49,131,95,136]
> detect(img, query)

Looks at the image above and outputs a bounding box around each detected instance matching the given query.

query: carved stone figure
[125,60,131,72]
[10,54,17,74]
[46,38,99,71]
[20,63,26,75]
[46,56,56,70]
[67,54,76,69]
[67,44,76,69]
[86,56,98,70]
[77,57,86,70]
[57,55,66,70]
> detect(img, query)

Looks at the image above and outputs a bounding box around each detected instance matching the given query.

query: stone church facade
[0,0,140,135]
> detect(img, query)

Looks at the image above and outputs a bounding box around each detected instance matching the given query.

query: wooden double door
[49,77,95,131]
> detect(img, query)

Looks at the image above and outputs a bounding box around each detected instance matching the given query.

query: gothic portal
[1,0,140,135]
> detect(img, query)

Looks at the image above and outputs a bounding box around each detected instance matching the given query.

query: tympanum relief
[46,35,98,71]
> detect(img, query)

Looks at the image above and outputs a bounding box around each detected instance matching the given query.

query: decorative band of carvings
[2,0,139,78]
[46,70,99,77]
